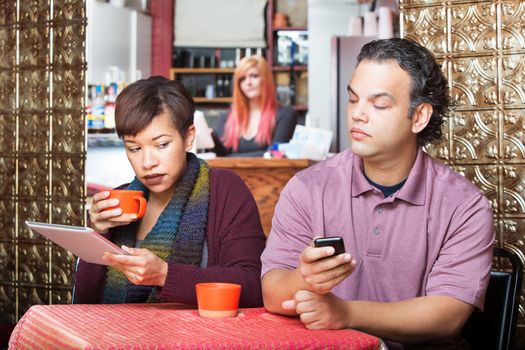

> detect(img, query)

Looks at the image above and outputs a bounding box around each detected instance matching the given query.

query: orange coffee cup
[195,283,241,318]
[103,190,147,221]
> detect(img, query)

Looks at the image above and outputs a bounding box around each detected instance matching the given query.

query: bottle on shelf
[205,84,215,99]
[216,75,224,97]
[223,75,231,97]
[235,48,241,65]
[104,83,117,132]
[86,85,95,129]
[91,85,105,130]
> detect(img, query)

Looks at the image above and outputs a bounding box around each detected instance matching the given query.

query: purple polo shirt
[262,148,494,310]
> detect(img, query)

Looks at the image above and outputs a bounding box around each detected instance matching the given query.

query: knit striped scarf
[102,153,210,304]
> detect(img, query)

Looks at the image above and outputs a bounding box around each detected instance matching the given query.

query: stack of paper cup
[363,11,378,37]
[377,7,394,39]
[347,16,363,36]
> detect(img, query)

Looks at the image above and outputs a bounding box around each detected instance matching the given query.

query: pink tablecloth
[9,304,381,350]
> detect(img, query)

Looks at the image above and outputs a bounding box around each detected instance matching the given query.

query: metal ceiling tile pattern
[0,0,86,324]
[401,0,525,343]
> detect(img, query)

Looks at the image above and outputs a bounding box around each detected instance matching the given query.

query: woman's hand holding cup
[89,190,147,233]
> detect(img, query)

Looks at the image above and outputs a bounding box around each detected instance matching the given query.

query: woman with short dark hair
[74,76,265,307]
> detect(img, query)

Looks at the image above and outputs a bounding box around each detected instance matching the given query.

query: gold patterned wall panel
[401,0,525,344]
[0,0,86,326]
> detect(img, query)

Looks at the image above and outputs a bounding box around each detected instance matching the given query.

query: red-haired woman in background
[211,55,298,157]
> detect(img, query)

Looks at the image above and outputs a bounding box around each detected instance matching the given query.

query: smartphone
[314,236,345,256]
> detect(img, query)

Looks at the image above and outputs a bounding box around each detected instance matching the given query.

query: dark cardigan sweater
[74,168,266,307]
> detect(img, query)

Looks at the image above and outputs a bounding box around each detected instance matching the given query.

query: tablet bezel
[25,221,128,265]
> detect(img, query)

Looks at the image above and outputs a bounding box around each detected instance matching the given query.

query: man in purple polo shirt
[261,38,495,349]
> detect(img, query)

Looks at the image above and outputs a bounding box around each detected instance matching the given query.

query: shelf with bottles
[170,68,235,103]
[172,47,268,104]
[266,0,308,64]
[275,68,308,112]
[272,65,307,72]
[171,47,237,103]
[87,132,122,148]
[266,0,308,117]
[169,68,235,79]
[273,30,308,69]
[192,97,233,104]
[86,83,121,135]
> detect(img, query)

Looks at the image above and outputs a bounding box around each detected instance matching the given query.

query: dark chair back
[461,247,523,350]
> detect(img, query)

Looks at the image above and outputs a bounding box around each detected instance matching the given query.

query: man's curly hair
[357,38,452,146]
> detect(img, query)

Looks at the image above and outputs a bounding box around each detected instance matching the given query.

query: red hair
[222,55,277,151]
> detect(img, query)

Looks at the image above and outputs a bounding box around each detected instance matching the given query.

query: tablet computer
[25,221,128,265]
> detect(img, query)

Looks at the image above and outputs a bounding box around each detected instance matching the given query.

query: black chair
[461,247,523,350]
[0,322,15,350]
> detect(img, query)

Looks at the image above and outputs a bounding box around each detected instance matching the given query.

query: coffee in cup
[195,283,241,318]
[103,190,147,222]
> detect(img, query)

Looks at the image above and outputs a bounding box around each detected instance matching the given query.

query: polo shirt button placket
[372,227,380,235]
[376,207,383,213]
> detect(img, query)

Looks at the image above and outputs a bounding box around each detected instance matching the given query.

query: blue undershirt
[365,175,407,198]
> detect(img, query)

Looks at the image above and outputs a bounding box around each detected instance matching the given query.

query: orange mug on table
[195,283,241,318]
[103,190,147,222]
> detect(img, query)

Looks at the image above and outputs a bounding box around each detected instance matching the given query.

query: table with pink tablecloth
[9,303,382,349]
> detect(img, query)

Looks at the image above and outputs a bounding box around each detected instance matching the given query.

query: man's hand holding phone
[297,236,356,294]
[282,236,356,317]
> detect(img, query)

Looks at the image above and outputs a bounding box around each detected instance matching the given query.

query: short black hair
[115,76,195,139]
[357,38,451,146]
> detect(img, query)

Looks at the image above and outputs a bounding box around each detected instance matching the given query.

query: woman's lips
[350,128,369,141]
[143,174,165,185]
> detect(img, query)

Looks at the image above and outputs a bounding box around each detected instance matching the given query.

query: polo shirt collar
[351,155,376,197]
[351,148,427,205]
[395,148,426,205]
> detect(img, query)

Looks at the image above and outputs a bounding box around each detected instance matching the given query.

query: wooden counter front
[207,158,315,235]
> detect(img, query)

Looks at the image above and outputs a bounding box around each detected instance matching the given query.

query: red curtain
[150,0,174,78]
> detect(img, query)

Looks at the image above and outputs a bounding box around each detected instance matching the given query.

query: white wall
[308,0,367,148]
[86,146,135,188]
[87,0,151,85]
[131,10,152,81]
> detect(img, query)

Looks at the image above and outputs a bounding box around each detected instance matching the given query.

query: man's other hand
[282,290,349,329]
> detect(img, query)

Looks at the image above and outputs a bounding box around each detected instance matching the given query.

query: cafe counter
[207,157,316,235]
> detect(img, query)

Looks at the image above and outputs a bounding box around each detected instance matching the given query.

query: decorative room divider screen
[400,0,525,344]
[0,0,87,326]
